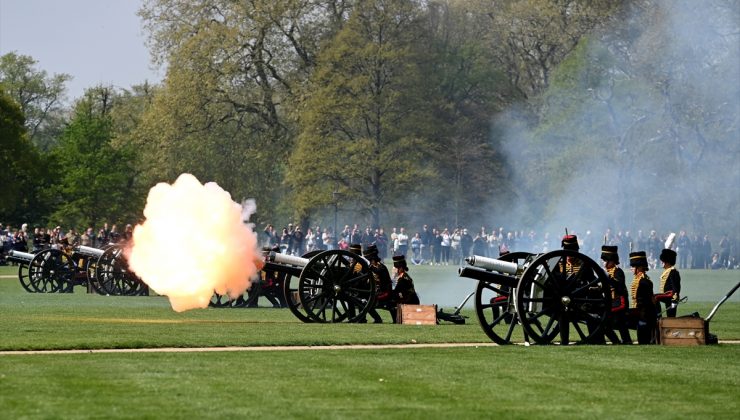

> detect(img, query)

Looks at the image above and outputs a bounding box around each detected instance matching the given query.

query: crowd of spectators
[2,219,736,271]
[0,222,133,265]
[262,223,740,271]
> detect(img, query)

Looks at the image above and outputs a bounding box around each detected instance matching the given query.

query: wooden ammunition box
[659,317,707,346]
[398,304,437,325]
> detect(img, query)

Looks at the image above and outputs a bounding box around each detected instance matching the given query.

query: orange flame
[128,174,259,312]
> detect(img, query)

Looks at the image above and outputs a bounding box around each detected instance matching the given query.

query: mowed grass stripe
[0,346,738,419]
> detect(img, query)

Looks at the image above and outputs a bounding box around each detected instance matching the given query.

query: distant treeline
[1,0,737,240]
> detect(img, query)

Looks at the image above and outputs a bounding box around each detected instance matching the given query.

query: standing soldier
[363,244,394,323]
[629,251,657,344]
[655,248,681,317]
[601,245,632,344]
[391,254,420,321]
[559,234,582,275]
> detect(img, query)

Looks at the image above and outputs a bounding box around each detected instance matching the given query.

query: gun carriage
[459,249,611,345]
[260,249,376,323]
[7,244,147,296]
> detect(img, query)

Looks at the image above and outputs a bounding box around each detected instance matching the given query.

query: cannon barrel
[458,266,519,289]
[268,252,310,267]
[74,245,105,258]
[465,255,519,275]
[7,250,35,263]
[263,261,302,277]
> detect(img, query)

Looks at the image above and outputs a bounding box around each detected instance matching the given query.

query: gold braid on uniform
[561,259,582,276]
[630,272,643,306]
[660,266,674,293]
[607,266,617,299]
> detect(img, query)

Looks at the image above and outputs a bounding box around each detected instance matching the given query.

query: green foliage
[44,88,139,228]
[0,52,70,150]
[0,90,44,223]
[288,0,435,227]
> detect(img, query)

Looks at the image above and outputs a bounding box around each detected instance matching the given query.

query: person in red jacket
[601,245,632,344]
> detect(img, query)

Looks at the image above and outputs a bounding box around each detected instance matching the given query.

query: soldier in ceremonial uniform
[363,244,395,323]
[558,234,582,275]
[558,234,604,343]
[655,248,681,317]
[601,245,632,344]
[628,251,657,344]
[391,255,420,321]
[347,243,377,322]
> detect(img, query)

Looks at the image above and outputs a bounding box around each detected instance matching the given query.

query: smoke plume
[127,173,260,312]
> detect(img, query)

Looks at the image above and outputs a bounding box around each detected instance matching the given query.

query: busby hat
[349,243,362,255]
[561,234,579,251]
[392,255,408,270]
[363,244,380,261]
[629,251,648,269]
[659,249,677,265]
[601,245,619,263]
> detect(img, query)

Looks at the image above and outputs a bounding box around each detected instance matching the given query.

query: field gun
[261,249,376,323]
[7,244,147,296]
[459,250,611,345]
[91,244,148,296]
[8,249,75,293]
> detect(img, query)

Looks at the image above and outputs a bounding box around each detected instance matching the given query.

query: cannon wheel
[17,259,34,292]
[28,249,74,293]
[96,245,140,296]
[282,250,322,323]
[474,252,533,345]
[515,249,610,345]
[298,250,376,323]
[209,292,247,308]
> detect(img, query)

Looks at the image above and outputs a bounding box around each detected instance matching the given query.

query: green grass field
[1,264,738,419]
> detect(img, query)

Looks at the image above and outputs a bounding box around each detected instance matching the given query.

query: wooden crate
[659,317,707,346]
[398,304,437,325]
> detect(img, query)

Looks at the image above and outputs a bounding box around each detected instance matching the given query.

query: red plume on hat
[561,234,579,251]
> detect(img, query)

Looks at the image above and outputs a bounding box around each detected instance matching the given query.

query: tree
[494,0,740,237]
[44,87,139,228]
[0,90,42,221]
[0,52,70,150]
[287,0,433,228]
[414,0,518,228]
[137,0,350,226]
[477,0,618,99]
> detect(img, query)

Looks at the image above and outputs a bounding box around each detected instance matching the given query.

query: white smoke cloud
[127,174,260,312]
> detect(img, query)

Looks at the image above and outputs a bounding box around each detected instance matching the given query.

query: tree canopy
[0,0,737,243]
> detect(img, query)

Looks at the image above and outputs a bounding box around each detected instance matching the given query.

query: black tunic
[393,272,419,305]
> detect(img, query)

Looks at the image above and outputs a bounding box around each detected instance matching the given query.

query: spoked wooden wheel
[209,292,247,308]
[516,250,610,345]
[84,257,106,294]
[18,261,34,292]
[96,245,140,296]
[283,251,321,323]
[298,250,376,323]
[29,249,74,293]
[474,252,533,345]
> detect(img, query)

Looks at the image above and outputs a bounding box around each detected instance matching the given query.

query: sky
[0,0,162,102]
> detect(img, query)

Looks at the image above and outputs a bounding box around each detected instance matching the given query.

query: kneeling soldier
[391,255,420,323]
[655,248,681,317]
